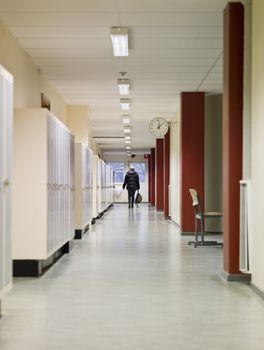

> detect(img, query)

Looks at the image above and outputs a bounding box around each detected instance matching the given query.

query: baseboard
[74,224,89,239]
[181,231,223,236]
[222,270,251,283]
[251,283,264,301]
[13,241,71,277]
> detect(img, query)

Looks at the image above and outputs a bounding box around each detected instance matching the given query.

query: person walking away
[122,167,140,208]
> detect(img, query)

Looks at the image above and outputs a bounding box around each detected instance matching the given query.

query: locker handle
[3,179,10,187]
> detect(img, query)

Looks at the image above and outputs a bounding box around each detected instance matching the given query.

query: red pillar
[148,155,151,203]
[164,129,170,218]
[223,3,245,280]
[151,148,155,206]
[180,92,205,233]
[155,139,164,210]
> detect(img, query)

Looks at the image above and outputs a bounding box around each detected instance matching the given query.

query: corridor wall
[0,66,13,302]
[204,94,223,232]
[74,143,93,238]
[13,109,74,275]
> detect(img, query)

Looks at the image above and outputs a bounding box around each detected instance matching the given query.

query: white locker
[101,161,106,211]
[92,155,99,220]
[13,109,73,276]
[70,134,75,238]
[74,143,93,238]
[0,66,13,302]
[97,159,102,214]
[110,168,114,204]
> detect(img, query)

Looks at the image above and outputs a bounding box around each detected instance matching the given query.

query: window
[108,162,125,183]
[130,163,146,182]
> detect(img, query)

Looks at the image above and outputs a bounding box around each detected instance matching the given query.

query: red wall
[164,130,170,218]
[180,92,205,233]
[223,3,244,275]
[155,139,164,210]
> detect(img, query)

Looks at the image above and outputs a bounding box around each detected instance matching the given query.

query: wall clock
[149,117,169,137]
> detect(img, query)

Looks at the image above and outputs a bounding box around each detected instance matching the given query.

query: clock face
[149,117,169,137]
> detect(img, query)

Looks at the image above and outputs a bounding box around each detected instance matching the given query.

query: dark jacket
[123,170,140,191]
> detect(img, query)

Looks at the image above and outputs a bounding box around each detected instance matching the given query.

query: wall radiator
[168,184,171,217]
[239,180,252,274]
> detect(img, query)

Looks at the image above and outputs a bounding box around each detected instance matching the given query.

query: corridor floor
[1,204,264,350]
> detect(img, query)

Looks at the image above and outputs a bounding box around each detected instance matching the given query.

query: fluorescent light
[126,146,131,150]
[125,135,131,140]
[122,115,131,124]
[125,140,131,144]
[110,27,129,57]
[124,127,131,134]
[120,98,130,111]
[118,79,129,95]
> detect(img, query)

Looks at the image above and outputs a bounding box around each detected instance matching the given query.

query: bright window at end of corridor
[130,163,146,182]
[108,162,125,183]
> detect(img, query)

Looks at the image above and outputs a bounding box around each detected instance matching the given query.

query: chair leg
[195,218,223,247]
[188,218,198,247]
[195,218,198,243]
[189,217,223,248]
[201,218,205,244]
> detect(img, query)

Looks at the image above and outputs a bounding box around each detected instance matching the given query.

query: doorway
[108,161,148,203]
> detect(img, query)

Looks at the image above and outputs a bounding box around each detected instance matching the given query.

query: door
[108,161,148,203]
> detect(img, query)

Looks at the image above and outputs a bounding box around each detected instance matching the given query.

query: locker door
[0,67,13,295]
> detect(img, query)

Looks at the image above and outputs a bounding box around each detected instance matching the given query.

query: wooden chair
[188,188,223,248]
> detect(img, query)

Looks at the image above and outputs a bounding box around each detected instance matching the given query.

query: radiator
[239,180,252,273]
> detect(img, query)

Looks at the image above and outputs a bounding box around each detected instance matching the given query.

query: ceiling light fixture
[110,27,129,57]
[125,140,131,144]
[126,146,131,150]
[118,79,130,95]
[125,135,131,140]
[124,126,131,134]
[120,98,130,111]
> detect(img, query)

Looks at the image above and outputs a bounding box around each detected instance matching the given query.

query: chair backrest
[189,188,199,206]
[189,188,203,216]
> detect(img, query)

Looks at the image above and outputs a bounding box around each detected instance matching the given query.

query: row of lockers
[0,65,13,300]
[47,114,75,253]
[0,66,114,302]
[13,109,115,260]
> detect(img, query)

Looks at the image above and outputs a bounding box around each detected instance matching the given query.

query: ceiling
[0,0,229,152]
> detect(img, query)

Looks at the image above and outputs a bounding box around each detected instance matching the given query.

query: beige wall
[204,94,223,232]
[0,21,66,123]
[251,0,264,293]
[66,105,100,155]
[169,114,181,225]
[0,21,100,153]
[104,154,147,163]
[40,76,67,124]
[0,21,40,109]
[243,1,252,179]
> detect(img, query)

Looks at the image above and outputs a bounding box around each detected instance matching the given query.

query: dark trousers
[128,190,136,207]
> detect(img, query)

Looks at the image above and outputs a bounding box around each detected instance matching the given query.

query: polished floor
[1,204,264,350]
